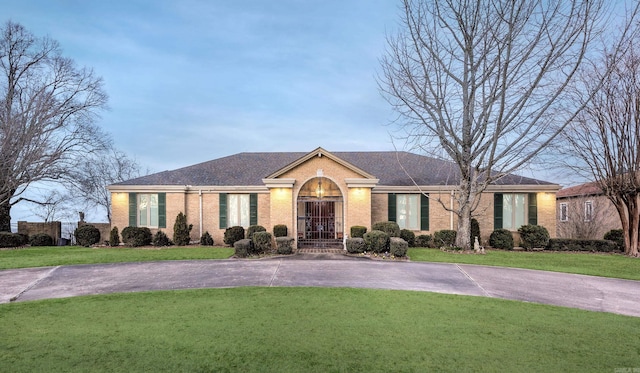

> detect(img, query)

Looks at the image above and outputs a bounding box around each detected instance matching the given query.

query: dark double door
[303,201,335,240]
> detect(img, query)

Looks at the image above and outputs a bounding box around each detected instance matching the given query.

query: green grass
[1,287,638,372]
[0,246,234,270]
[409,248,640,280]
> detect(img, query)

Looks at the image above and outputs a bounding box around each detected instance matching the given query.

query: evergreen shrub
[200,231,214,246]
[604,229,624,250]
[121,226,152,247]
[273,224,288,238]
[276,236,295,254]
[489,229,514,250]
[433,230,457,247]
[518,224,550,250]
[234,239,252,258]
[0,232,25,248]
[547,238,620,252]
[400,229,416,247]
[224,226,245,246]
[415,234,432,248]
[363,230,390,253]
[30,233,54,247]
[247,225,266,240]
[173,212,193,246]
[390,237,408,257]
[75,224,101,247]
[152,231,173,247]
[372,221,401,237]
[346,237,366,253]
[252,231,272,254]
[109,227,120,247]
[350,226,367,238]
[470,218,481,245]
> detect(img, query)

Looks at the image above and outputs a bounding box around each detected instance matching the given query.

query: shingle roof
[113,150,555,187]
[556,182,603,198]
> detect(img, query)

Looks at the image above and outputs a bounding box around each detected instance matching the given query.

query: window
[559,203,568,222]
[129,192,166,228]
[388,193,429,231]
[584,200,593,222]
[228,194,250,227]
[219,193,257,228]
[396,194,420,230]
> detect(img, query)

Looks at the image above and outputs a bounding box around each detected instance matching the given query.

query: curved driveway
[1,255,639,317]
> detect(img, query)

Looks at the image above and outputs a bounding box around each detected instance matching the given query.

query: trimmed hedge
[346,237,366,253]
[121,226,152,247]
[234,238,252,258]
[399,229,416,247]
[604,229,624,250]
[416,234,432,248]
[109,227,120,247]
[75,224,101,247]
[372,221,400,237]
[546,238,620,253]
[433,230,457,247]
[30,233,54,247]
[390,237,408,257]
[350,226,367,238]
[276,236,295,254]
[273,224,288,238]
[247,225,266,240]
[200,231,214,246]
[363,230,390,253]
[224,226,245,246]
[252,231,273,254]
[152,231,173,247]
[0,232,26,248]
[489,229,514,250]
[518,224,550,250]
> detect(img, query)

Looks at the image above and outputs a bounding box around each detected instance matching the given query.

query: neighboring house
[556,182,621,240]
[108,147,559,246]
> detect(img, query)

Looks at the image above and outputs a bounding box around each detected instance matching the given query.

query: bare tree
[30,188,76,223]
[557,195,619,240]
[560,44,640,256]
[0,21,108,231]
[68,146,148,223]
[379,0,637,249]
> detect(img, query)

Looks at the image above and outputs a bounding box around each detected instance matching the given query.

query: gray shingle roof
[113,151,554,187]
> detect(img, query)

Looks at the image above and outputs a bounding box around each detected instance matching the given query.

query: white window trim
[584,200,593,222]
[559,202,568,222]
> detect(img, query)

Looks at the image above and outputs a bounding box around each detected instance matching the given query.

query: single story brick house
[108,147,559,246]
[556,182,620,240]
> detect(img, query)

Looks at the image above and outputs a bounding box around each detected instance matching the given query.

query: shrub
[372,221,401,237]
[604,229,624,250]
[223,226,245,246]
[0,232,25,248]
[152,231,173,247]
[121,226,152,247]
[173,212,193,246]
[234,238,252,258]
[75,224,101,247]
[489,229,514,250]
[470,218,481,245]
[415,234,432,248]
[518,224,550,250]
[433,230,457,247]
[400,229,416,247]
[30,233,54,247]
[346,237,366,253]
[109,227,120,247]
[273,224,288,238]
[350,226,367,238]
[16,233,29,246]
[363,230,390,253]
[547,238,620,252]
[247,225,266,240]
[390,237,408,257]
[200,231,214,246]
[252,231,273,254]
[276,236,295,254]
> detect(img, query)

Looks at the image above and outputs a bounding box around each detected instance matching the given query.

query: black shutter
[158,193,166,228]
[128,193,137,227]
[250,193,258,226]
[494,193,503,229]
[219,193,227,229]
[420,193,429,231]
[388,194,397,222]
[528,193,538,225]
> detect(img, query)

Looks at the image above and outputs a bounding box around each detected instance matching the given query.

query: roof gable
[266,147,376,180]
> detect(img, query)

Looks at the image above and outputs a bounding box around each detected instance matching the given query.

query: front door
[304,201,335,239]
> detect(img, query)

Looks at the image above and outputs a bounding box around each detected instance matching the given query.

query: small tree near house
[173,212,193,246]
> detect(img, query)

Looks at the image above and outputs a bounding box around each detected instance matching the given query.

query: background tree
[559,44,640,256]
[0,20,108,231]
[379,0,636,249]
[68,145,148,223]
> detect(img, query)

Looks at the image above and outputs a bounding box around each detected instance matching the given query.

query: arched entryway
[297,176,344,248]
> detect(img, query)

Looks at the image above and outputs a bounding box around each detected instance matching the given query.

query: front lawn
[0,246,234,270]
[408,248,640,280]
[1,287,638,372]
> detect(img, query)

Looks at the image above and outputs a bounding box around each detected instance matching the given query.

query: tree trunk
[0,199,12,232]
[455,202,472,249]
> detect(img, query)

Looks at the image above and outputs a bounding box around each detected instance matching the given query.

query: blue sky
[5,0,405,222]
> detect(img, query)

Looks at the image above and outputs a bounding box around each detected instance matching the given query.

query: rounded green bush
[30,233,54,246]
[372,221,400,237]
[75,224,101,247]
[234,238,252,258]
[273,224,288,238]
[346,237,366,253]
[121,226,152,247]
[350,226,367,238]
[200,231,214,246]
[489,229,514,250]
[604,229,624,250]
[390,237,408,257]
[152,231,173,247]
[415,234,432,248]
[400,229,416,247]
[518,224,550,250]
[247,225,266,240]
[276,236,294,254]
[363,230,390,253]
[433,230,457,247]
[252,231,272,254]
[223,226,245,246]
[0,232,26,248]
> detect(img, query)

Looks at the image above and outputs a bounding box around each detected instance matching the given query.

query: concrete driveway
[1,255,639,317]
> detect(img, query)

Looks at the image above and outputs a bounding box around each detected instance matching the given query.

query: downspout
[450,190,454,230]
[199,189,203,238]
